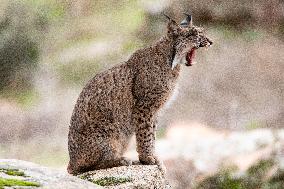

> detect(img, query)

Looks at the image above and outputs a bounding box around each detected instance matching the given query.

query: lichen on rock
[0,177,40,189]
[0,168,26,177]
[78,165,171,189]
[81,176,132,187]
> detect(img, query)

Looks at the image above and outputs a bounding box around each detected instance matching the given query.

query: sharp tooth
[172,57,179,69]
[182,56,186,64]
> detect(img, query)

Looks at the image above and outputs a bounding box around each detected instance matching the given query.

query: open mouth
[185,48,196,66]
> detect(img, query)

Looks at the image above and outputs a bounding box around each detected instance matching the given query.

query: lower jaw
[185,62,192,66]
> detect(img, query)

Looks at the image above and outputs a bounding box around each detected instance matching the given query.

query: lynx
[67,14,213,175]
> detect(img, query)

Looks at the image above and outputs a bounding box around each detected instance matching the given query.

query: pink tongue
[188,48,196,65]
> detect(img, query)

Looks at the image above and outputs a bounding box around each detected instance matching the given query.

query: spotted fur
[67,18,212,175]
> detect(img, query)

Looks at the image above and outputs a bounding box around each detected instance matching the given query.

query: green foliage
[23,0,66,21]
[0,1,40,93]
[243,159,275,189]
[156,127,167,139]
[0,33,39,91]
[15,89,40,107]
[195,159,284,189]
[56,59,101,86]
[266,170,284,189]
[242,30,262,41]
[279,19,284,37]
[113,3,144,33]
[122,40,144,53]
[0,168,26,177]
[196,170,244,189]
[212,26,263,41]
[246,120,262,130]
[247,159,275,177]
[0,89,39,107]
[0,178,40,189]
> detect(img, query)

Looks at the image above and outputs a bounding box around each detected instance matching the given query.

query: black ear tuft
[162,12,172,21]
[162,12,178,24]
[163,13,180,37]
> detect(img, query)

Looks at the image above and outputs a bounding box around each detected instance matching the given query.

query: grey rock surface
[78,165,171,189]
[0,159,101,189]
[0,159,169,189]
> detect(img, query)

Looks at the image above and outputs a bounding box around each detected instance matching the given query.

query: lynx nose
[208,39,213,46]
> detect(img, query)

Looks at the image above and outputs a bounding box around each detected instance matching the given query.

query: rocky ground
[0,159,100,189]
[78,165,170,189]
[0,159,169,189]
[1,123,284,189]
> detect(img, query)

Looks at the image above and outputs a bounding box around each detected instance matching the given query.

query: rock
[0,159,169,189]
[164,158,199,189]
[78,165,171,189]
[0,159,101,189]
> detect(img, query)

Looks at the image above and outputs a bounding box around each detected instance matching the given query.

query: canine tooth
[182,56,187,64]
[172,57,179,69]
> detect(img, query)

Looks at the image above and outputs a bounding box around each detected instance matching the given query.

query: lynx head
[165,13,213,69]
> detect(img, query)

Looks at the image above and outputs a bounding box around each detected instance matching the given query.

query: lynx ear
[163,13,181,37]
[180,13,192,28]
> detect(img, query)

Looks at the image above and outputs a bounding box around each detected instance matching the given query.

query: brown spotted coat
[67,19,212,175]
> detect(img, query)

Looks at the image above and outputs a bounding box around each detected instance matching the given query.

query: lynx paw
[139,155,160,165]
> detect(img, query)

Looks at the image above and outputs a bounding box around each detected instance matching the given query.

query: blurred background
[0,0,283,188]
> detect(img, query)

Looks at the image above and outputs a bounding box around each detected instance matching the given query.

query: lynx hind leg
[94,136,133,169]
[67,159,95,175]
[68,156,132,175]
[95,157,132,170]
[68,135,132,174]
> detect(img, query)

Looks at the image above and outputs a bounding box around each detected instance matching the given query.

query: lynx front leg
[133,110,159,165]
